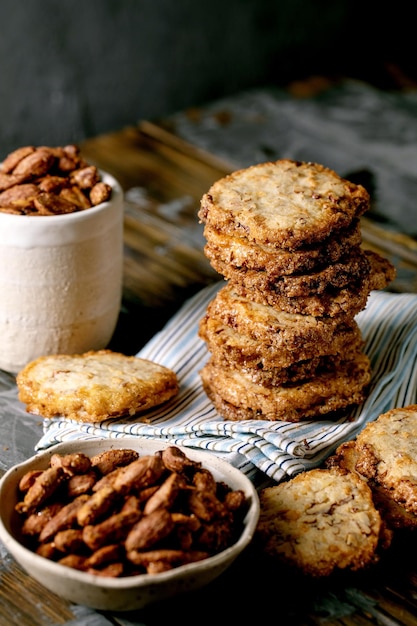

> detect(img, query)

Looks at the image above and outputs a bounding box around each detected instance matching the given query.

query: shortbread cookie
[200,352,371,422]
[202,283,361,355]
[207,242,366,288]
[210,349,361,388]
[230,250,395,317]
[16,349,179,423]
[256,467,385,577]
[199,159,370,249]
[212,248,371,298]
[199,314,363,371]
[364,249,397,291]
[230,280,368,317]
[200,389,353,423]
[203,218,362,277]
[354,405,417,515]
[326,440,417,531]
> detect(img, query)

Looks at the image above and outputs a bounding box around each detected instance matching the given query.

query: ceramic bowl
[0,438,260,611]
[0,170,124,373]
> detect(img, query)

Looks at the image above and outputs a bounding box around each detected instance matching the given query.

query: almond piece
[0,183,38,206]
[1,146,35,173]
[34,191,79,215]
[70,165,99,189]
[59,186,91,209]
[13,149,55,180]
[0,172,26,192]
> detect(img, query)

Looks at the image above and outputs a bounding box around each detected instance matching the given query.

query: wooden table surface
[2,107,417,625]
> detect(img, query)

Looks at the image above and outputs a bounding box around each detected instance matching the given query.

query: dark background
[1,0,415,158]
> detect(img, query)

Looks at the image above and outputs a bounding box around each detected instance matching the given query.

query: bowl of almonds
[0,144,124,373]
[0,438,259,610]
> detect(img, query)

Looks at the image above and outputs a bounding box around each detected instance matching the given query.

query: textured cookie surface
[16,349,179,423]
[230,280,368,317]
[199,159,370,248]
[210,248,371,298]
[229,249,395,317]
[199,314,363,370]
[200,352,371,422]
[256,467,383,576]
[209,350,360,388]
[202,283,361,352]
[203,218,362,276]
[354,405,417,515]
[326,440,417,531]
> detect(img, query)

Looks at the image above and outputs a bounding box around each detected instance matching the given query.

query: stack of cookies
[197,159,396,422]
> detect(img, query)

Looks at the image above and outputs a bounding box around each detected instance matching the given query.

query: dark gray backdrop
[0,0,414,157]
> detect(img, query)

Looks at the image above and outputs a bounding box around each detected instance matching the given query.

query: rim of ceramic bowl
[0,170,122,221]
[0,171,124,246]
[0,438,260,590]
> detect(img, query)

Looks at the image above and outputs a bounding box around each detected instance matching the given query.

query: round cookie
[203,283,361,352]
[209,248,371,299]
[229,250,395,317]
[256,467,385,577]
[326,440,417,531]
[200,352,371,422]
[209,349,361,388]
[16,349,179,423]
[199,314,363,371]
[203,218,362,277]
[229,278,371,318]
[199,159,370,249]
[354,405,417,515]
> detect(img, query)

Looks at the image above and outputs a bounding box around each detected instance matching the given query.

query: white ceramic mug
[0,172,124,373]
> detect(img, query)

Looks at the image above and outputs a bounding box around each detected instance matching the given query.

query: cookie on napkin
[16,349,179,423]
[202,218,362,277]
[199,159,370,248]
[200,352,371,422]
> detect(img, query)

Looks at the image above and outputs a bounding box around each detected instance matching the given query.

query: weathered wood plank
[1,119,417,625]
[0,560,75,625]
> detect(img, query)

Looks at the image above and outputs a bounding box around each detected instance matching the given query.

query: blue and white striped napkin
[36,282,417,485]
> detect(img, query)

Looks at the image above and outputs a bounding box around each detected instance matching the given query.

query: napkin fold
[36,282,417,484]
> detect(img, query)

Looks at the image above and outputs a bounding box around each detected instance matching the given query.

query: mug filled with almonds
[0,144,124,373]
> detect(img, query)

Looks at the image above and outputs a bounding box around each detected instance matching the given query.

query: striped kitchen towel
[36,282,417,485]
